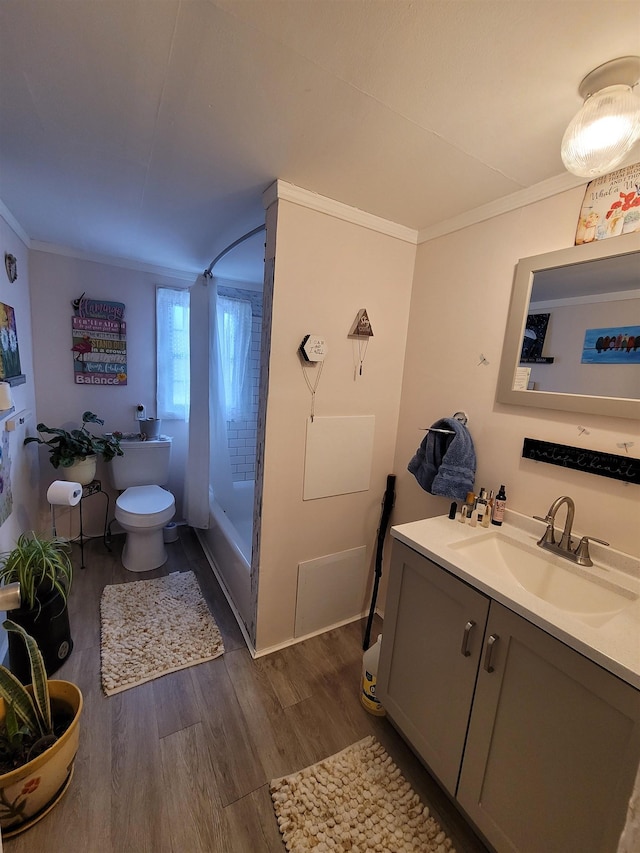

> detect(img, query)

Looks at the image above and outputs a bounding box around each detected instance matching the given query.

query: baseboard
[253,607,384,659]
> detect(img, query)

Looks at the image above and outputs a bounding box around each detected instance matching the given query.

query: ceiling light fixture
[561,56,640,178]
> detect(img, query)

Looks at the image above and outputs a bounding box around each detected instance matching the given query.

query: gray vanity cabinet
[376,540,490,793]
[457,600,640,853]
[378,539,640,853]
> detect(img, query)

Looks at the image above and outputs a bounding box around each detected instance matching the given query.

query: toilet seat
[115,485,175,528]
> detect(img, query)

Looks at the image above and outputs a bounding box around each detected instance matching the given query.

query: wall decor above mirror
[497,230,640,420]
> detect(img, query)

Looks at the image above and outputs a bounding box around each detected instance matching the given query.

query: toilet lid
[116,485,174,514]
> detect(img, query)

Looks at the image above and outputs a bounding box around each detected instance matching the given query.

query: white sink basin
[450,532,638,625]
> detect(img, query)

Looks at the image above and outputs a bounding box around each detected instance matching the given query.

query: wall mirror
[497,230,640,420]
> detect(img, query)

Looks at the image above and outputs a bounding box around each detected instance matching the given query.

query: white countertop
[391,509,640,690]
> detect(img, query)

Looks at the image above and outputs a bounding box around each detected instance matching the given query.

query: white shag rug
[100,570,224,696]
[271,735,456,853]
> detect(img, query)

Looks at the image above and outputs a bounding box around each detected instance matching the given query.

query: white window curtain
[216,295,252,421]
[156,287,190,420]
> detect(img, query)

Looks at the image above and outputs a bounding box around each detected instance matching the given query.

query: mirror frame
[497,230,640,420]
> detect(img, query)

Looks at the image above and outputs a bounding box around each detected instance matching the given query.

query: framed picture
[520,313,551,363]
[576,163,640,245]
[581,326,640,364]
[0,302,24,384]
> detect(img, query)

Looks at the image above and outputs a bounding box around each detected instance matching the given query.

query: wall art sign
[575,162,640,245]
[0,302,25,385]
[71,294,127,385]
[581,325,640,364]
[522,437,639,484]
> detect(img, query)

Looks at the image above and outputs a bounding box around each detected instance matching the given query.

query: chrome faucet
[534,496,609,567]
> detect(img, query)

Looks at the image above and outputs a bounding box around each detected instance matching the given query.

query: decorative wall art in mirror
[497,231,640,420]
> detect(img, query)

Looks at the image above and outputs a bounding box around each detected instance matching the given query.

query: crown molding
[0,199,31,246]
[263,180,419,244]
[29,240,195,282]
[417,172,587,243]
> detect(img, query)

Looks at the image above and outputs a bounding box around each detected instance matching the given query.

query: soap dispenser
[492,485,507,526]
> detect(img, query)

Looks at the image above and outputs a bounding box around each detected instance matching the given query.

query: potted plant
[24,411,123,484]
[0,533,73,683]
[0,620,82,836]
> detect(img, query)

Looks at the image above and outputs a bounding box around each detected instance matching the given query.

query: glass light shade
[561,84,640,178]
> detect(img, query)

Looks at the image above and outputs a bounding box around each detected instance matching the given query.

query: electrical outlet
[135,404,146,420]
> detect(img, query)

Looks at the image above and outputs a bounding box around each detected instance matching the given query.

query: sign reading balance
[71,294,127,386]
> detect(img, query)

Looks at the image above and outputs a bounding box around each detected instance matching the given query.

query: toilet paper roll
[47,480,82,507]
[0,382,12,410]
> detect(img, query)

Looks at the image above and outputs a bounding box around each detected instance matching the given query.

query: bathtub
[197,481,254,633]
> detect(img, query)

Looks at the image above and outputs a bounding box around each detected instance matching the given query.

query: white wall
[0,214,41,662]
[254,199,416,650]
[28,251,191,535]
[392,186,639,579]
[0,215,40,547]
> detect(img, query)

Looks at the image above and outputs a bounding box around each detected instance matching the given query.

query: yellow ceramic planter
[0,680,83,836]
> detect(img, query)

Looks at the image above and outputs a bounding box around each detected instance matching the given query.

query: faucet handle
[533,515,555,545]
[574,535,610,567]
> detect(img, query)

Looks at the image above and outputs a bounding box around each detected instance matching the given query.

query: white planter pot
[61,456,96,486]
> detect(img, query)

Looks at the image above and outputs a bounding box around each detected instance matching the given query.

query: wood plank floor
[4,527,490,853]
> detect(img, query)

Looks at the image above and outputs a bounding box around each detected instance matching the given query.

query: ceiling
[0,1,639,281]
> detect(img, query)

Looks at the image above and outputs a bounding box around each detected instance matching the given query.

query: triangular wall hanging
[349,309,374,337]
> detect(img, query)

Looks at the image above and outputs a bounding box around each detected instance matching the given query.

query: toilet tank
[109,437,172,489]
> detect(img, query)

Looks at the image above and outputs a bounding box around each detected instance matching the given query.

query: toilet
[109,437,175,572]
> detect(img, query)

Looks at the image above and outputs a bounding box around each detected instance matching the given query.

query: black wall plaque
[522,438,639,484]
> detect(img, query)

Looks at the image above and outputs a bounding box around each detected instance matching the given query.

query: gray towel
[408,418,476,501]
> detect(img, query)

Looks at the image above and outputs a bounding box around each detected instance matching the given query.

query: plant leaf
[0,665,40,735]
[5,702,19,742]
[3,620,51,734]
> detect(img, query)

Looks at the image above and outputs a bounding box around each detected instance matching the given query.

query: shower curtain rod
[203,224,266,278]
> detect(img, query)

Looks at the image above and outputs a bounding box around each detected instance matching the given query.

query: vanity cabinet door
[457,601,640,853]
[377,541,490,794]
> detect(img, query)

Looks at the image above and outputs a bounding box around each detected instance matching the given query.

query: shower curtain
[184,274,234,529]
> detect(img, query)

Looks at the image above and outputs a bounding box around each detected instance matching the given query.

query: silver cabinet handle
[460,620,476,657]
[484,634,499,673]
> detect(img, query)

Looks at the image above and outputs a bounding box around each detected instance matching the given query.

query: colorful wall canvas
[0,302,22,381]
[71,294,127,385]
[0,432,13,527]
[581,326,640,364]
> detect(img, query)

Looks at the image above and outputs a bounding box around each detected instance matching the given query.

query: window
[156,287,190,419]
[216,295,252,421]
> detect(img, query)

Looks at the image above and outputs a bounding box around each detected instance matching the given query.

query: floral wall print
[575,162,640,244]
[0,302,23,382]
[71,294,127,385]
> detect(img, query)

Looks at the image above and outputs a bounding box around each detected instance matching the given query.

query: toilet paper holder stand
[49,479,111,570]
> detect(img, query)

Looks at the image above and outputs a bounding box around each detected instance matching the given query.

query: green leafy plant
[23,411,123,469]
[0,532,72,612]
[0,621,55,771]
